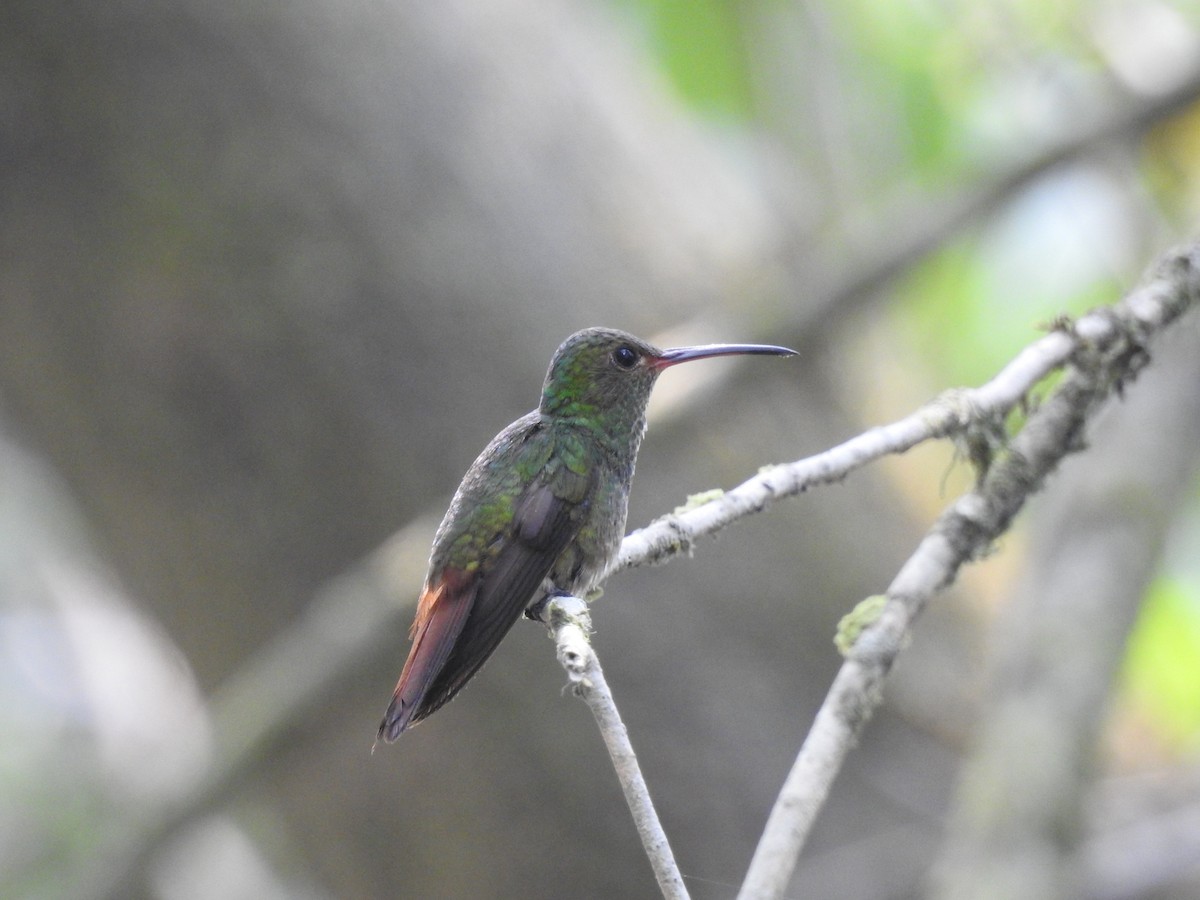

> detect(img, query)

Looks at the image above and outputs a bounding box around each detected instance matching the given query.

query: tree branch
[735,245,1200,899]
[546,595,689,900]
[930,282,1200,895]
[614,246,1196,580]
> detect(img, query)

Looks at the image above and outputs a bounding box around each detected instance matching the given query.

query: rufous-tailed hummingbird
[377,327,796,741]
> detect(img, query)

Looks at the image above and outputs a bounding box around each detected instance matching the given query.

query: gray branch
[930,283,1200,893]
[736,246,1200,900]
[616,246,1198,580]
[546,595,689,900]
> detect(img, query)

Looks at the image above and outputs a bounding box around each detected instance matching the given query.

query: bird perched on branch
[377,326,796,741]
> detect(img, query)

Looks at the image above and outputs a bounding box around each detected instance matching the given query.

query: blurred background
[3,1,1200,898]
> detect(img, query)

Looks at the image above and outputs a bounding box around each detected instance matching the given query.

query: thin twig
[612,245,1200,578]
[546,595,690,900]
[735,245,1200,900]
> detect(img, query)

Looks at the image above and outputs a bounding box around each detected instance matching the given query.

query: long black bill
[654,342,797,368]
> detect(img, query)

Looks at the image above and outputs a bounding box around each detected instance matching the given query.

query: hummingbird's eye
[611,345,639,370]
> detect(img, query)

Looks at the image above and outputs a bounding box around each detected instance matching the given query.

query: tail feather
[377,573,475,742]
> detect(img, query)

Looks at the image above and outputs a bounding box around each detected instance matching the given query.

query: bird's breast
[549,457,630,595]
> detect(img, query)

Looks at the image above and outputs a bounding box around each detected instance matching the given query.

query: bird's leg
[524,589,569,623]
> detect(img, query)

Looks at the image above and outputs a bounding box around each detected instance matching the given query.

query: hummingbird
[377,326,796,741]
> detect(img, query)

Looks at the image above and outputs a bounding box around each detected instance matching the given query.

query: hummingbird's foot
[524,595,550,622]
[525,590,574,623]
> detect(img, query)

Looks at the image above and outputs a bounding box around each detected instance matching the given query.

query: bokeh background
[3,1,1200,898]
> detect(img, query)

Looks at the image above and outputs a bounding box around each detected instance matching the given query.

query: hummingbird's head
[539,328,664,424]
[538,327,797,433]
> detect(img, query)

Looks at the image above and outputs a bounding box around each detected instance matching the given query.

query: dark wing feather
[410,468,592,723]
